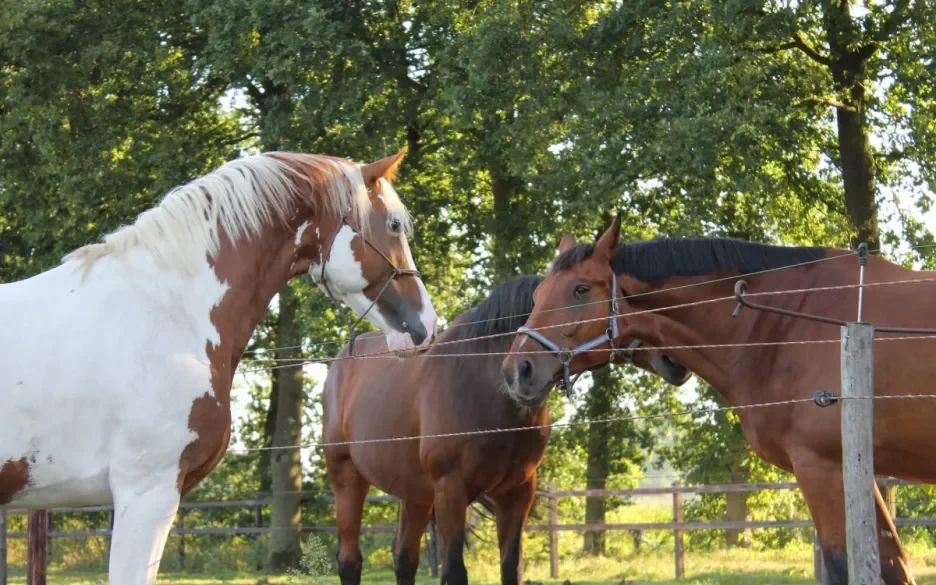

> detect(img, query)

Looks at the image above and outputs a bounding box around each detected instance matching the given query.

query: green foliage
[285,535,334,585]
[3,0,936,576]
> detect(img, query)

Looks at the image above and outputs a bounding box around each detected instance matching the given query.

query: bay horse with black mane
[0,150,437,585]
[504,215,936,585]
[323,267,690,585]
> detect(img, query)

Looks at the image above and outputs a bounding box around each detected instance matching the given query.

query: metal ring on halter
[615,339,643,366]
[316,211,423,356]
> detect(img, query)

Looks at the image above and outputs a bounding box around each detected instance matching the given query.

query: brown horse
[503,216,936,585]
[323,271,690,585]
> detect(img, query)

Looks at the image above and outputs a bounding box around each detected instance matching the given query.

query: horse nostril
[519,360,533,382]
[503,366,515,388]
[404,320,428,346]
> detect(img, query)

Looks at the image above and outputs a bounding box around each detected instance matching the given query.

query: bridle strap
[316,211,422,355]
[516,270,621,397]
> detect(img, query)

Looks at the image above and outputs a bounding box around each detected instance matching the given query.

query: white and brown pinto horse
[0,150,437,584]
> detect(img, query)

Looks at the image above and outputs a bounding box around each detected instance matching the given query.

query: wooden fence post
[813,529,824,582]
[428,519,439,578]
[673,481,684,580]
[548,487,559,579]
[841,322,879,585]
[255,504,263,571]
[1,510,7,585]
[27,510,47,585]
[178,508,185,570]
[107,510,114,559]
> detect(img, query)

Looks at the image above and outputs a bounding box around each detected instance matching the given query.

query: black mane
[551,237,828,282]
[433,274,544,353]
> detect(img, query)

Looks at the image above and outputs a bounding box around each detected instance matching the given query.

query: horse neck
[439,349,549,427]
[204,221,316,387]
[624,266,826,398]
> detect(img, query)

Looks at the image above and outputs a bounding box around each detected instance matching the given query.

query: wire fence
[3,479,935,582]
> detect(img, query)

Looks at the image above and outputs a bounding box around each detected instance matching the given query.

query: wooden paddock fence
[1,478,930,584]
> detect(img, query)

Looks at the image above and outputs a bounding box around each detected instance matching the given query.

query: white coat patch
[0,248,228,508]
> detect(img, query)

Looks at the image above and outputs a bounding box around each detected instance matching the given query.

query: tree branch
[244,80,264,108]
[877,0,912,42]
[794,96,857,112]
[748,41,798,54]
[793,32,832,66]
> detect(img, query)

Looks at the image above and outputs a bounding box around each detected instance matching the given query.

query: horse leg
[393,500,432,585]
[107,469,181,585]
[434,475,470,585]
[328,455,370,585]
[793,453,915,585]
[491,479,537,585]
[875,481,916,585]
[792,453,849,585]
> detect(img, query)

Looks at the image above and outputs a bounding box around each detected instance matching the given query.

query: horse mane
[551,237,828,282]
[433,274,544,354]
[63,152,410,275]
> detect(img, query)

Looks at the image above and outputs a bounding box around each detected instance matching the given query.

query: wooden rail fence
[0,479,928,584]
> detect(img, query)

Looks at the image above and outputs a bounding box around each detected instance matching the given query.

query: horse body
[1,150,436,585]
[0,250,226,509]
[324,269,689,585]
[505,217,934,585]
[323,276,549,585]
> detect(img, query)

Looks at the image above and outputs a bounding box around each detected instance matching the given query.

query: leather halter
[315,211,422,355]
[516,270,621,397]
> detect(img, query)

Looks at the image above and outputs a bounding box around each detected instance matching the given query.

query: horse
[0,150,438,585]
[323,269,691,585]
[502,216,936,585]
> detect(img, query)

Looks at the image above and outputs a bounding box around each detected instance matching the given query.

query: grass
[11,547,936,585]
[10,502,936,584]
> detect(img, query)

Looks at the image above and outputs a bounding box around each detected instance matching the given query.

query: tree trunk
[835,103,879,250]
[878,479,897,518]
[583,368,614,556]
[267,285,304,571]
[820,1,880,250]
[724,472,751,548]
[490,172,518,279]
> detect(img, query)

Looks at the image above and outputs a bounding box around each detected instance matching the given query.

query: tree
[0,0,240,282]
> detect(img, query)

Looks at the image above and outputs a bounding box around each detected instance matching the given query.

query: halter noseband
[516,270,621,397]
[315,211,422,355]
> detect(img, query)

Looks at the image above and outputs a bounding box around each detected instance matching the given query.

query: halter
[315,211,422,355]
[516,270,621,397]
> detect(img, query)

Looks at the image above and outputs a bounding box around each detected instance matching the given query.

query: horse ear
[361,148,406,187]
[595,213,622,259]
[558,232,576,254]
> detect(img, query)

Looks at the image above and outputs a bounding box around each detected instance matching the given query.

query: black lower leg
[336,545,363,585]
[394,545,420,585]
[500,532,522,585]
[822,549,848,585]
[441,534,468,585]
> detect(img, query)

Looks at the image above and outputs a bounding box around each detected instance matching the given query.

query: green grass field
[8,503,936,584]
[9,547,936,585]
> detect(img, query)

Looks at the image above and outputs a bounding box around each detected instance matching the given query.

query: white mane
[64,153,410,275]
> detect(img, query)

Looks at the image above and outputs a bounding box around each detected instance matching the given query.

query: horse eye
[388,219,402,234]
[574,284,589,298]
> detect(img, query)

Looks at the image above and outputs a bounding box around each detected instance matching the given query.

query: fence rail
[0,479,930,583]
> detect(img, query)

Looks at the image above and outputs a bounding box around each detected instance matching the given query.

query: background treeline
[3,0,936,574]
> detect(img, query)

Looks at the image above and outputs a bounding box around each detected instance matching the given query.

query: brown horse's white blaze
[505,216,936,585]
[0,150,436,585]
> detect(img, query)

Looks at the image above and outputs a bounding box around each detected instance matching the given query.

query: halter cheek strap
[516,270,620,398]
[314,211,422,355]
